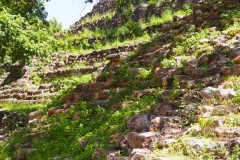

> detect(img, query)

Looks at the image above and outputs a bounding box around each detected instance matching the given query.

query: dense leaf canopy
[0,0,61,65]
[0,0,50,21]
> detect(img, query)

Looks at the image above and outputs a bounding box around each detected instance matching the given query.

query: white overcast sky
[45,0,98,30]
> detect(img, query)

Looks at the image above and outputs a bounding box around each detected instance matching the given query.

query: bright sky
[44,0,98,30]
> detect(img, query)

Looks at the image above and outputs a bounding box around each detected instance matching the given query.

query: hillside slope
[0,0,240,159]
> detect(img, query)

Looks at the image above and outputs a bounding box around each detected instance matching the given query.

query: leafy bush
[0,10,57,65]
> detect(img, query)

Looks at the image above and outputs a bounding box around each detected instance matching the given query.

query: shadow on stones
[0,66,24,86]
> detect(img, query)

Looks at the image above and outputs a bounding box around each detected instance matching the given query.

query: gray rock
[229,137,240,153]
[201,87,236,100]
[212,105,236,116]
[157,138,177,148]
[129,148,152,160]
[107,156,129,160]
[16,148,33,160]
[183,137,227,158]
[215,127,240,140]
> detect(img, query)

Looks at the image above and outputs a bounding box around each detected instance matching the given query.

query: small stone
[28,110,43,122]
[157,138,177,148]
[212,105,235,116]
[109,133,120,144]
[198,38,209,44]
[79,140,89,148]
[162,24,171,33]
[153,102,178,116]
[197,55,209,67]
[162,77,174,88]
[72,112,80,120]
[16,148,33,160]
[129,148,152,160]
[233,55,240,64]
[229,137,240,154]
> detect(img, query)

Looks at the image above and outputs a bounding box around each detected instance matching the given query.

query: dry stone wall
[69,0,201,34]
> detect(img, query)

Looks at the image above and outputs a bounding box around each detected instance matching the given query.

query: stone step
[91,99,109,107]
[177,76,221,89]
[75,81,121,92]
[0,92,58,100]
[178,137,229,158]
[131,88,157,99]
[157,89,187,101]
[215,127,240,140]
[55,43,137,66]
[0,98,47,104]
[0,88,51,95]
[150,116,187,138]
[66,87,126,103]
[38,66,99,78]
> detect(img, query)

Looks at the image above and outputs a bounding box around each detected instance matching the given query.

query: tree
[0,0,63,66]
[0,0,50,21]
[0,9,57,65]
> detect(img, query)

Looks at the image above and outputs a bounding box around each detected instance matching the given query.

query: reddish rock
[233,55,240,64]
[131,89,156,99]
[72,112,80,120]
[153,102,178,116]
[184,66,195,75]
[126,132,160,148]
[97,90,109,100]
[215,127,240,140]
[129,148,152,160]
[108,133,120,144]
[208,11,219,20]
[233,64,240,76]
[112,101,132,110]
[191,68,204,78]
[116,135,128,149]
[162,76,174,88]
[48,107,64,117]
[221,66,233,76]
[28,110,43,122]
[127,114,150,132]
[154,68,169,76]
[162,24,171,33]
[106,54,121,66]
[167,67,183,76]
[119,79,128,87]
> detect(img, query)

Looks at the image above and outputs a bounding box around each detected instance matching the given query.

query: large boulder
[126,132,160,149]
[127,114,150,132]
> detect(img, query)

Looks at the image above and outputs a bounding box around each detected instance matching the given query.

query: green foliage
[114,0,131,13]
[0,0,50,21]
[120,20,143,38]
[161,58,177,68]
[0,10,57,65]
[30,72,42,85]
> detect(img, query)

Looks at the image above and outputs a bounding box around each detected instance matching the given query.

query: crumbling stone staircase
[0,0,240,159]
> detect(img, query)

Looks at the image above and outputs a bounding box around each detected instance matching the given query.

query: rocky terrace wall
[69,0,201,34]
